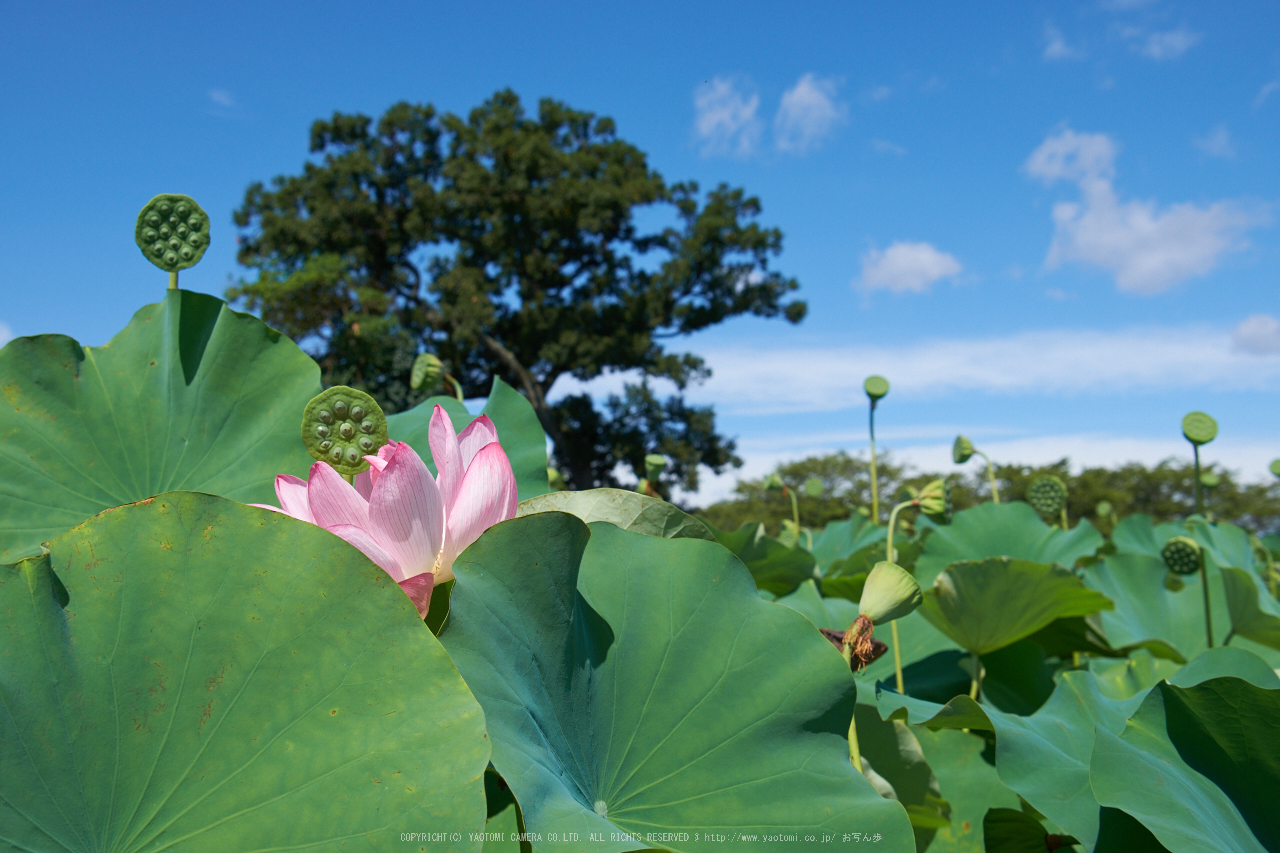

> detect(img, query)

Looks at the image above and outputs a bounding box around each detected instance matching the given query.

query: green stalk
[445,374,465,402]
[841,644,863,774]
[514,796,533,853]
[869,402,880,524]
[977,450,999,503]
[1060,506,1069,530]
[884,498,913,694]
[1200,562,1214,649]
[1193,445,1203,515]
[168,271,178,290]
[890,620,904,694]
[969,661,984,701]
[788,487,800,535]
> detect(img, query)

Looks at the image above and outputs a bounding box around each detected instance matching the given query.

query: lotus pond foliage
[2,197,1279,853]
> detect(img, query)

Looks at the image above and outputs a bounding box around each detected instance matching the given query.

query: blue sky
[3,0,1279,502]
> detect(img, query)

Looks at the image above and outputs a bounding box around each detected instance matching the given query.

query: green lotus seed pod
[135,194,210,272]
[644,454,667,482]
[302,386,387,475]
[1095,500,1113,518]
[858,561,923,625]
[917,479,952,524]
[1181,412,1218,446]
[1027,475,1068,520]
[864,375,890,402]
[1271,459,1280,478]
[803,477,824,498]
[763,473,784,492]
[952,435,975,464]
[410,353,444,391]
[1161,536,1203,576]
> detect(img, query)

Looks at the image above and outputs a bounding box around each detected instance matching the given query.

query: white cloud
[1255,81,1280,109]
[1193,125,1235,159]
[694,77,761,157]
[208,88,235,108]
[1043,23,1083,61]
[774,74,845,153]
[0,322,11,347]
[870,138,907,156]
[1232,315,1280,354]
[1026,128,1264,293]
[686,325,1280,416]
[859,242,962,294]
[1139,27,1201,60]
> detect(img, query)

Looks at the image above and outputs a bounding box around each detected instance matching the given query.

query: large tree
[231,91,804,491]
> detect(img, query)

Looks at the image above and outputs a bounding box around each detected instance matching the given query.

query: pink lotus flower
[257,405,518,618]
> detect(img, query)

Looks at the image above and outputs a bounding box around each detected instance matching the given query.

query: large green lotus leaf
[0,290,320,563]
[1090,679,1280,853]
[776,579,859,629]
[879,647,1278,849]
[919,558,1114,656]
[1222,566,1280,651]
[0,492,489,852]
[1088,649,1183,701]
[1082,552,1230,659]
[387,376,551,502]
[915,502,1102,588]
[439,512,915,853]
[704,520,818,596]
[810,515,886,573]
[517,487,714,541]
[912,729,1020,853]
[852,705,950,851]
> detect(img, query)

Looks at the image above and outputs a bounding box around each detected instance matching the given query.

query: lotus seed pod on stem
[1161,536,1214,648]
[410,353,444,391]
[952,435,974,464]
[863,375,889,524]
[1181,411,1217,515]
[1027,475,1067,525]
[644,454,667,482]
[301,386,389,477]
[135,194,210,290]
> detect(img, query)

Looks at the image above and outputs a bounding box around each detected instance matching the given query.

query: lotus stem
[976,450,999,503]
[891,619,904,694]
[444,373,465,402]
[788,487,800,535]
[869,403,880,524]
[514,797,533,853]
[1200,563,1214,649]
[1060,507,1069,530]
[841,645,864,774]
[1193,445,1203,515]
[168,271,178,290]
[968,660,984,701]
[1223,628,1234,646]
[885,499,912,562]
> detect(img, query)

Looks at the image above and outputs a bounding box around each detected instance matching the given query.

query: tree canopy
[230,91,804,490]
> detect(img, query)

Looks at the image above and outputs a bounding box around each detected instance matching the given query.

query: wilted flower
[257,405,517,618]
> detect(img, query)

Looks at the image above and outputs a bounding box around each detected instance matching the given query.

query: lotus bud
[1181,412,1218,446]
[863,375,890,403]
[917,479,952,524]
[1161,536,1203,576]
[301,386,388,476]
[763,473,785,492]
[803,477,824,498]
[953,435,975,464]
[410,353,444,391]
[1027,475,1067,520]
[859,561,923,625]
[644,454,667,482]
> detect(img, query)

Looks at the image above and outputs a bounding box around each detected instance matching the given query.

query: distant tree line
[695,452,1280,537]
